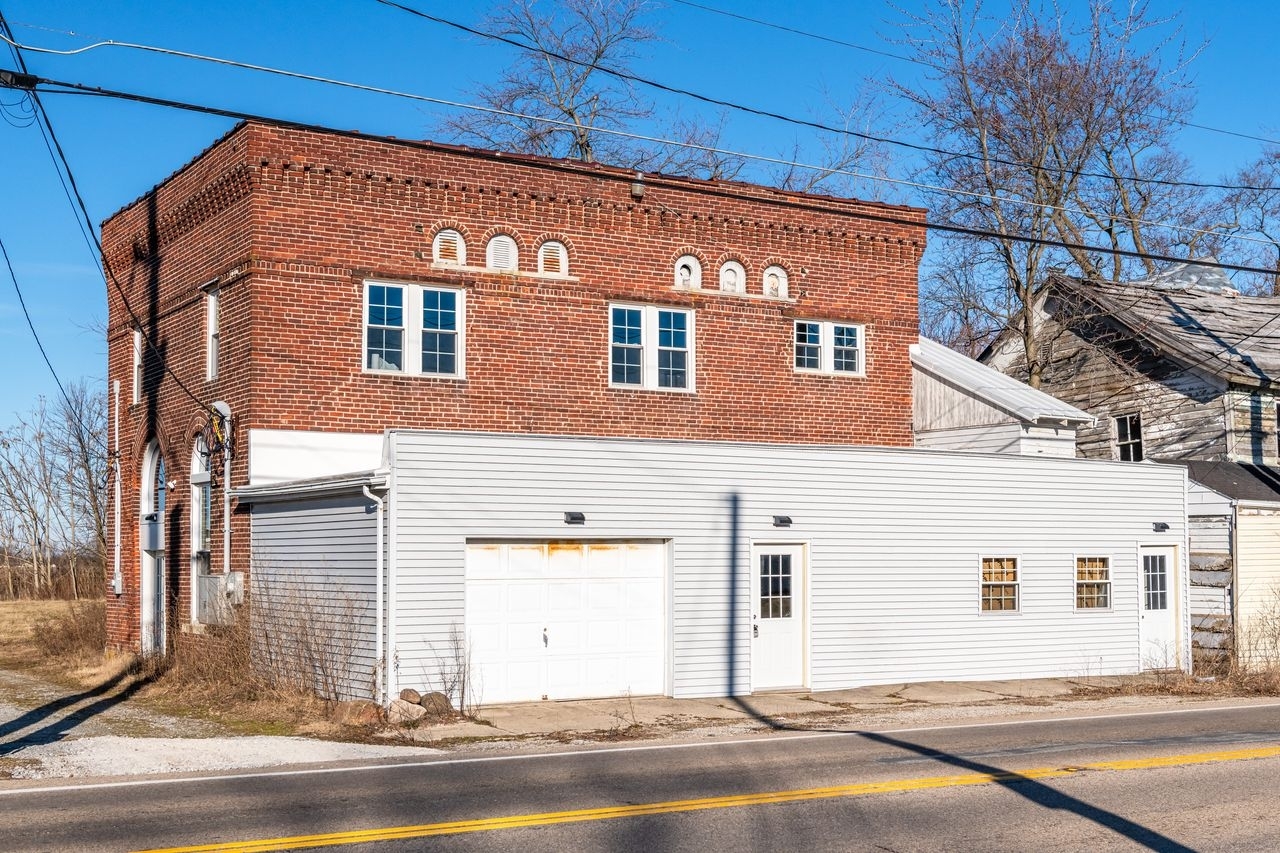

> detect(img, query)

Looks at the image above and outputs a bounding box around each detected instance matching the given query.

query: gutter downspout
[362,483,386,705]
[112,379,122,596]
[387,439,399,702]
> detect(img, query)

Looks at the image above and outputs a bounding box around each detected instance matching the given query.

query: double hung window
[1116,413,1143,461]
[981,556,1019,612]
[364,281,464,378]
[610,304,693,391]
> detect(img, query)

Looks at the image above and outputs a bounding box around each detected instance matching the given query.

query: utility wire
[371,0,1276,193]
[0,31,1276,253]
[667,0,1280,149]
[13,70,1280,279]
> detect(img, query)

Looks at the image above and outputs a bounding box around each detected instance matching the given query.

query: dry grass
[0,599,73,669]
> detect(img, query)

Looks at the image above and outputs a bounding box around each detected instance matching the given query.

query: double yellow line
[139,744,1280,852]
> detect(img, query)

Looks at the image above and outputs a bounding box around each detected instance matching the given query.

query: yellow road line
[136,743,1280,853]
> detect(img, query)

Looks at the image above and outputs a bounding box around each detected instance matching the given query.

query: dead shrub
[31,598,106,662]
[159,615,267,703]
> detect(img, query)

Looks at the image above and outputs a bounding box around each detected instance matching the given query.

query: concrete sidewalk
[395,675,1186,744]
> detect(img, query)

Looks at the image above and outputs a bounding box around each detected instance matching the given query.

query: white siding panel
[250,494,380,700]
[388,432,1188,699]
[1236,510,1280,667]
[914,424,1022,454]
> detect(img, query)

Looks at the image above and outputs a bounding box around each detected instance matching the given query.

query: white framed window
[1115,412,1143,461]
[131,327,143,405]
[981,556,1019,612]
[610,303,693,391]
[190,436,212,624]
[794,320,865,375]
[538,241,569,275]
[719,261,745,294]
[763,265,789,299]
[432,229,466,265]
[364,280,465,378]
[205,287,221,381]
[486,234,518,271]
[674,255,702,290]
[1075,556,1111,610]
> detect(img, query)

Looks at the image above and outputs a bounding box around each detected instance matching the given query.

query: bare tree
[891,0,1211,385]
[1219,149,1280,296]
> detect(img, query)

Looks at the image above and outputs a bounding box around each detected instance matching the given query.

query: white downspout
[112,379,122,596]
[387,440,399,702]
[362,483,386,705]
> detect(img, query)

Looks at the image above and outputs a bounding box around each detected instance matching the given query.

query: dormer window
[719,261,745,294]
[433,229,466,265]
[763,265,789,299]
[538,241,569,275]
[674,255,702,290]
[486,234,518,271]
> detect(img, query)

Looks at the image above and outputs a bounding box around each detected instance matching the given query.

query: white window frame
[190,437,212,623]
[363,280,466,379]
[486,234,518,271]
[794,320,866,376]
[980,555,1020,613]
[1115,412,1143,461]
[674,255,702,290]
[763,265,789,299]
[719,260,745,294]
[131,327,143,405]
[432,229,466,265]
[538,241,569,275]
[609,303,695,392]
[1074,555,1112,611]
[205,286,220,381]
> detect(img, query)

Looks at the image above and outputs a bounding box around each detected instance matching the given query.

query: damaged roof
[1173,459,1280,503]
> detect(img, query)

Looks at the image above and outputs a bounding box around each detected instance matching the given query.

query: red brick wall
[103,121,926,650]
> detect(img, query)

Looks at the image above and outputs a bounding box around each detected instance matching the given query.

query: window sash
[365,282,463,377]
[610,304,692,391]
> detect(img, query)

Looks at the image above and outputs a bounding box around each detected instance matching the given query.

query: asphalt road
[7,701,1280,853]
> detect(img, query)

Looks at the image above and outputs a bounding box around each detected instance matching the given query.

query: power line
[1,31,1276,255]
[12,70,1280,280]
[667,0,1280,149]
[371,0,1277,194]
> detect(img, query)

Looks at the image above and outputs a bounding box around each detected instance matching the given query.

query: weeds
[30,598,106,662]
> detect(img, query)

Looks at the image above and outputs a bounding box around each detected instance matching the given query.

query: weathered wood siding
[984,309,1228,461]
[249,495,380,701]
[388,431,1188,700]
[1235,508,1280,668]
[1189,514,1233,664]
[913,423,1023,454]
[914,369,1018,431]
[1226,389,1280,464]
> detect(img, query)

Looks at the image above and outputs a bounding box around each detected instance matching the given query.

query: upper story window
[1115,413,1143,461]
[538,241,569,275]
[486,234,518,271]
[674,255,702,290]
[719,261,745,294]
[205,286,221,381]
[980,556,1019,613]
[432,229,466,265]
[794,320,865,376]
[191,436,212,555]
[131,327,143,405]
[610,304,693,391]
[364,280,465,378]
[763,265,789,299]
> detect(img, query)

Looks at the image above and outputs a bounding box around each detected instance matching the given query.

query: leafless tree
[890,0,1212,385]
[1218,149,1280,296]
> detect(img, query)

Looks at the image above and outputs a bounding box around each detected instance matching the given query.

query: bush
[31,598,106,661]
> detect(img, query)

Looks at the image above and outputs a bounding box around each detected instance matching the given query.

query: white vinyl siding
[387,432,1188,699]
[1235,508,1280,668]
[249,495,380,701]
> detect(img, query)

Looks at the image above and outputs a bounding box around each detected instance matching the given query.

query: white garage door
[466,541,666,703]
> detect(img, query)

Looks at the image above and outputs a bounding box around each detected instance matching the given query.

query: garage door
[465,541,666,703]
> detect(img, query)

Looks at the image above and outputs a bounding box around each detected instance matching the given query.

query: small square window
[610,303,694,392]
[981,556,1019,612]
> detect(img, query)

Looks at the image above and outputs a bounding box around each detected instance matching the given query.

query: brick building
[105,122,1190,702]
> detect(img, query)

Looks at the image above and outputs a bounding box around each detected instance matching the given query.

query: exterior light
[564,511,586,525]
[773,515,792,528]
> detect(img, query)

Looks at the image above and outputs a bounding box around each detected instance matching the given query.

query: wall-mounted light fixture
[630,181,645,200]
[564,511,586,525]
[772,515,793,528]
[1152,521,1170,532]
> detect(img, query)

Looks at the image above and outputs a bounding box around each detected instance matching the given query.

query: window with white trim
[538,241,568,275]
[1075,556,1111,609]
[981,556,1019,612]
[719,261,745,293]
[763,265,789,299]
[610,304,693,391]
[794,320,864,375]
[205,286,220,381]
[432,229,466,265]
[191,436,213,624]
[131,327,143,405]
[486,234,518,270]
[674,255,702,290]
[1115,412,1143,461]
[364,281,464,377]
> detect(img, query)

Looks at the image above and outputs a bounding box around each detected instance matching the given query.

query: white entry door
[1139,546,1178,669]
[752,544,806,690]
[466,541,665,703]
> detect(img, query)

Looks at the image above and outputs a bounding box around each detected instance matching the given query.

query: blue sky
[0,0,1276,427]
